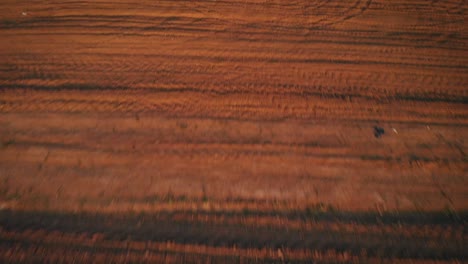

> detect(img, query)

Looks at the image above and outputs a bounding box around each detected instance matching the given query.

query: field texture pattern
[0,0,467,263]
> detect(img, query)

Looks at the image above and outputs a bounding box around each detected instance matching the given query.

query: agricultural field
[0,0,466,263]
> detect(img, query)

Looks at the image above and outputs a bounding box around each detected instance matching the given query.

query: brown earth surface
[0,0,467,263]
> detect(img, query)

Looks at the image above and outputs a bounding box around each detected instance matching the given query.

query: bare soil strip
[0,209,466,262]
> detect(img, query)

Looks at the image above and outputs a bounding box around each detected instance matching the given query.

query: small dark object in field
[374,126,385,138]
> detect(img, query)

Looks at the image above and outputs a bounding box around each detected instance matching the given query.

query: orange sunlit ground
[0,0,466,263]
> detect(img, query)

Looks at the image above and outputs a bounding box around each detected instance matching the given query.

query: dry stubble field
[0,0,467,263]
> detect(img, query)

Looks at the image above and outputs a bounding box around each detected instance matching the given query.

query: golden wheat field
[0,0,467,263]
